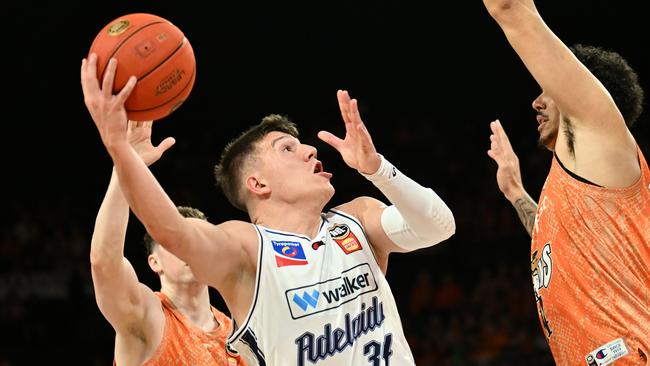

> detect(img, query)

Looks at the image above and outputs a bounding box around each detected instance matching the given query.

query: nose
[303,144,317,161]
[532,94,545,112]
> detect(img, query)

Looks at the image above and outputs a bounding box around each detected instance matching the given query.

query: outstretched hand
[127,121,175,166]
[81,53,136,153]
[487,120,524,202]
[318,90,381,175]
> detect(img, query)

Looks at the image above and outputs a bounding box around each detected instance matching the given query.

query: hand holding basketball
[86,13,196,122]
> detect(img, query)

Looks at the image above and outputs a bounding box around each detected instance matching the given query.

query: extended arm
[483,0,623,128]
[319,90,455,257]
[81,55,249,291]
[90,121,174,332]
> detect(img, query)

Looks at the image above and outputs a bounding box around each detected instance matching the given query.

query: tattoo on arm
[514,196,538,237]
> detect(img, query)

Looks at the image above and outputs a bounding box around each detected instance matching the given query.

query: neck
[252,199,325,238]
[160,282,218,332]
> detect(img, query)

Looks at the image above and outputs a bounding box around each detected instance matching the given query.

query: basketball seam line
[97,21,166,85]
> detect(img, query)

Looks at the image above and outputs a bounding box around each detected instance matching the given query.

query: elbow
[484,0,516,21]
[444,207,456,239]
[89,250,104,270]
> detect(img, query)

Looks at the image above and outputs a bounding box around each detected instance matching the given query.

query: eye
[282,144,293,152]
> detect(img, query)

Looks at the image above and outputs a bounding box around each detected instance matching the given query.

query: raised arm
[483,0,623,128]
[319,90,455,264]
[487,120,536,237]
[90,121,175,333]
[81,55,251,292]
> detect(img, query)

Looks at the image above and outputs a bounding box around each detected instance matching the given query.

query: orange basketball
[88,13,196,121]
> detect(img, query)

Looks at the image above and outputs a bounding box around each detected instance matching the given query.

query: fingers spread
[317,130,343,150]
[157,137,176,154]
[116,76,137,105]
[81,53,100,97]
[102,58,117,98]
[337,90,353,125]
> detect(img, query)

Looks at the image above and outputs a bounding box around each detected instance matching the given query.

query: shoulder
[334,196,387,222]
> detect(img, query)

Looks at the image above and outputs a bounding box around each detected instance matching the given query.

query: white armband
[361,154,455,251]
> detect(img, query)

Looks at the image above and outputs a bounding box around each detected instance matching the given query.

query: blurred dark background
[2,1,648,365]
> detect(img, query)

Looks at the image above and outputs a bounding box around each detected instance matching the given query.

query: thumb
[487,149,500,163]
[317,131,343,151]
[156,137,176,154]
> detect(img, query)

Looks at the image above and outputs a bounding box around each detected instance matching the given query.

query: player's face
[149,244,198,285]
[532,91,560,151]
[258,131,334,203]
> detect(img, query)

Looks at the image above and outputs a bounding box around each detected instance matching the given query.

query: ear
[148,253,162,274]
[245,174,271,198]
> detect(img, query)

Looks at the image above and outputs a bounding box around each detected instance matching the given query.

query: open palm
[127,121,175,166]
[318,90,381,174]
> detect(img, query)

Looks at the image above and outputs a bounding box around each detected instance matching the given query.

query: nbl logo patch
[328,224,362,254]
[272,240,308,267]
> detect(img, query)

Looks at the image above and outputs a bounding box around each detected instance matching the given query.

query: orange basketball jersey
[140,292,243,366]
[530,147,650,366]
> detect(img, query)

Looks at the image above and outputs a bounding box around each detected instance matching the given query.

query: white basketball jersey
[227,208,416,366]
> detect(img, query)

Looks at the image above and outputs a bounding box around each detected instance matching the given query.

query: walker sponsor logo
[294,296,385,366]
[293,290,320,311]
[272,240,308,267]
[328,224,362,254]
[285,263,378,319]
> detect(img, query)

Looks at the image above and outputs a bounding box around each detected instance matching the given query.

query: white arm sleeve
[361,154,455,251]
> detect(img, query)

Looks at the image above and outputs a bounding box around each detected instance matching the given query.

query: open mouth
[313,161,323,174]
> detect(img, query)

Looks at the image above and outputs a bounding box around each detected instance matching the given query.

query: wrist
[504,184,526,204]
[358,153,382,175]
[360,154,395,182]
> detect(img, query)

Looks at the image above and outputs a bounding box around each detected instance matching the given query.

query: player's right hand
[487,119,525,203]
[81,54,136,153]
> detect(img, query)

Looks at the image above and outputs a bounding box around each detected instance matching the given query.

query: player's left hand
[318,90,381,174]
[127,121,175,166]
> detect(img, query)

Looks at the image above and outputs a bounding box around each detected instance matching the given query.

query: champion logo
[596,349,607,359]
[292,290,320,311]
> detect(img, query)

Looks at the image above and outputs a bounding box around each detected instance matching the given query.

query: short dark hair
[571,44,644,127]
[143,206,207,255]
[214,114,299,212]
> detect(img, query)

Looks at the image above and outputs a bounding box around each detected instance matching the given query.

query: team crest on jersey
[272,240,308,267]
[328,224,362,254]
[531,243,553,338]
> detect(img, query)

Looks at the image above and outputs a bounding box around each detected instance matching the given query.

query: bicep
[92,257,158,333]
[342,198,406,258]
[174,219,254,292]
[499,3,621,125]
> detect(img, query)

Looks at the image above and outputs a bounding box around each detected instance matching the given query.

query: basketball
[88,13,196,121]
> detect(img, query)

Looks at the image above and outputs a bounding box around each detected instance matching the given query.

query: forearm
[363,155,455,250]
[90,169,130,268]
[109,142,186,251]
[510,190,537,237]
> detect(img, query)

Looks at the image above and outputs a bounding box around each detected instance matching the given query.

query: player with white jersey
[81,53,456,366]
[230,209,414,365]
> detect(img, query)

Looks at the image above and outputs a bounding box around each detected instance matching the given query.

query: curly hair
[143,206,207,254]
[570,44,644,127]
[214,114,299,212]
